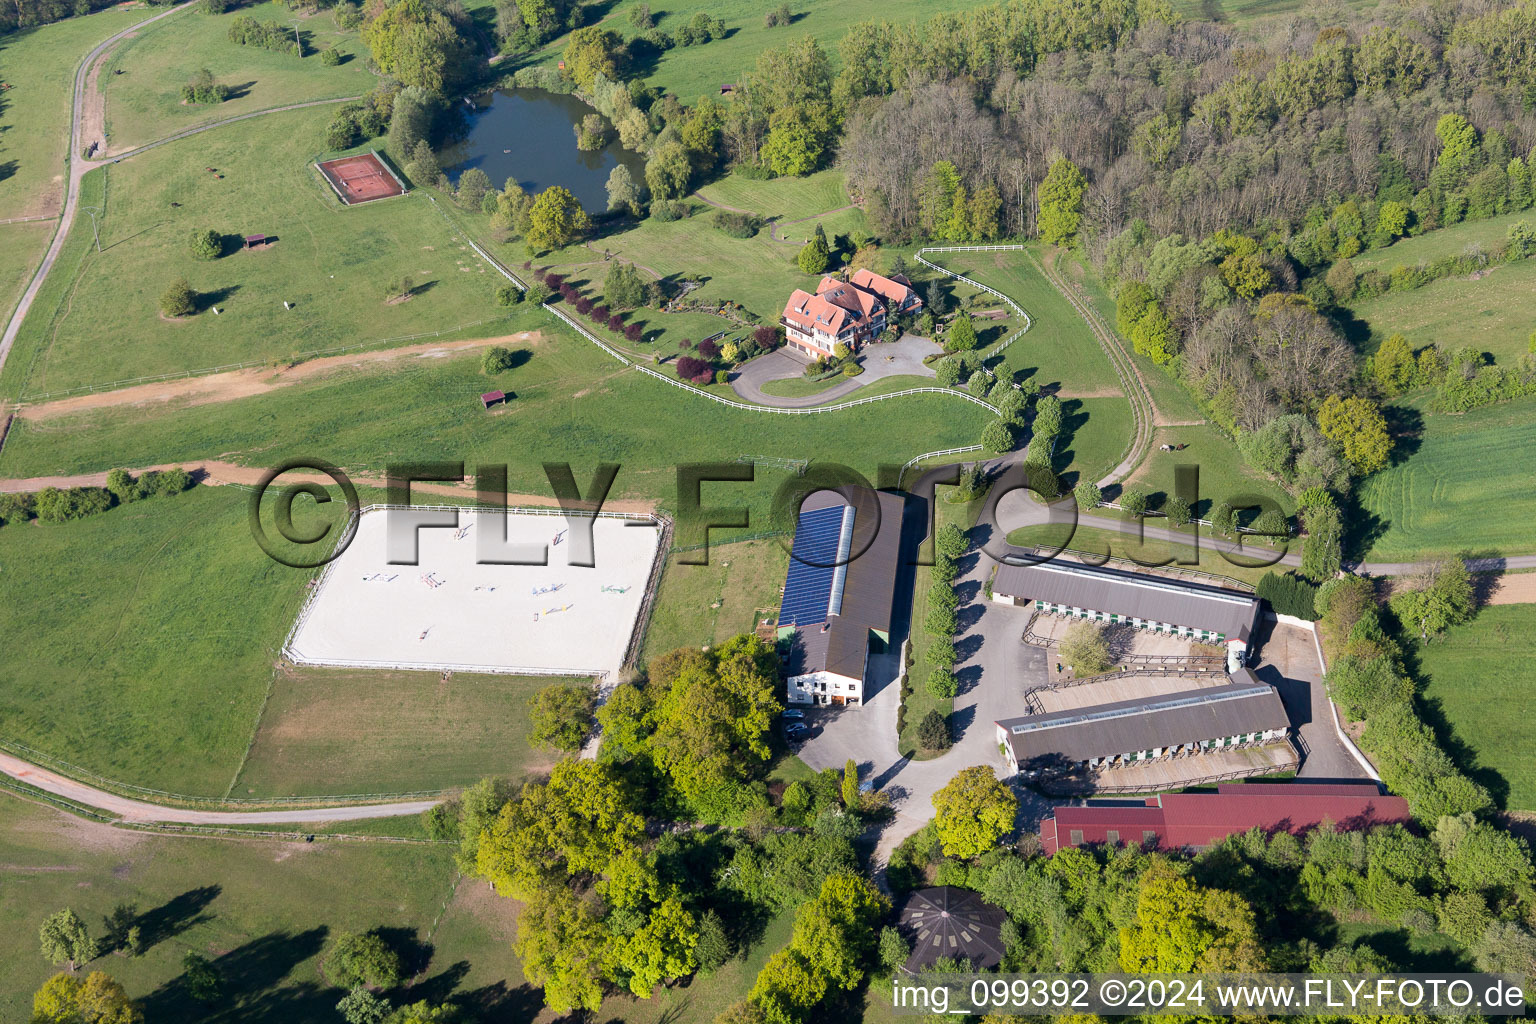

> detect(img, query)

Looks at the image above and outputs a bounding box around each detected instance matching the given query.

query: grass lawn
[0,6,145,220]
[0,794,528,1023]
[1349,256,1536,365]
[0,322,993,523]
[0,486,311,797]
[758,372,849,398]
[899,494,969,758]
[1057,396,1134,487]
[526,193,855,326]
[1004,523,1277,588]
[643,537,789,660]
[231,666,560,799]
[1355,399,1536,561]
[696,168,849,219]
[12,106,507,397]
[924,247,1123,394]
[1120,424,1291,517]
[1416,605,1536,812]
[1171,0,1377,20]
[100,4,375,152]
[0,221,52,324]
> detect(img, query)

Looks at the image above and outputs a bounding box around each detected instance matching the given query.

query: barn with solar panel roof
[777,489,905,707]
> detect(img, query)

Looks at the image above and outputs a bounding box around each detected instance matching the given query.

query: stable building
[995,671,1291,777]
[992,560,1263,670]
[1040,782,1411,855]
[778,490,905,706]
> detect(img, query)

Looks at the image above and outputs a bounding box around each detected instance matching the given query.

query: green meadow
[0,6,144,220]
[100,4,375,152]
[1416,604,1536,812]
[0,221,52,325]
[1350,257,1536,365]
[1356,399,1536,561]
[0,795,520,1024]
[11,105,508,398]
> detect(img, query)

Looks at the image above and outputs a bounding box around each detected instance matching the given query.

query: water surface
[441,88,645,212]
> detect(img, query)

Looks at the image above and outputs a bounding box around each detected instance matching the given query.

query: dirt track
[0,458,657,513]
[18,332,543,422]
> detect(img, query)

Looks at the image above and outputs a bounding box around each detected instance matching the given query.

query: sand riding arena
[284,505,666,679]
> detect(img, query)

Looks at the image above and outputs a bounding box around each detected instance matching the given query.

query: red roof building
[781,271,922,358]
[1040,783,1411,855]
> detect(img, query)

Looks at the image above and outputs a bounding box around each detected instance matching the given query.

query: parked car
[781,708,805,719]
[785,722,808,738]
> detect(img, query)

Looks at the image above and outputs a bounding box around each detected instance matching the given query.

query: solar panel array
[779,504,854,626]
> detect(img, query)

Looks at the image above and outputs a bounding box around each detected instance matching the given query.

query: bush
[1119,487,1147,518]
[482,346,517,374]
[676,355,707,380]
[0,492,37,527]
[1257,571,1319,620]
[180,68,229,104]
[650,199,688,222]
[159,278,195,317]
[917,709,951,752]
[320,46,342,66]
[927,668,958,699]
[327,931,404,989]
[188,228,222,260]
[981,419,1013,454]
[765,3,792,27]
[1059,620,1111,675]
[713,210,763,238]
[34,486,113,523]
[495,284,522,306]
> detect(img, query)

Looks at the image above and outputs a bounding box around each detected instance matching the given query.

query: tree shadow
[1383,404,1423,466]
[133,885,221,952]
[0,159,16,186]
[141,927,330,1022]
[224,81,256,102]
[955,632,985,663]
[195,284,240,313]
[404,279,437,299]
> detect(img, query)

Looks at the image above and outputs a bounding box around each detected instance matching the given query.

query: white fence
[896,444,984,488]
[542,300,1002,415]
[915,244,1034,364]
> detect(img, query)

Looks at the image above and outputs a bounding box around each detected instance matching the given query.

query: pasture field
[1355,399,1536,561]
[1349,256,1536,365]
[924,248,1123,395]
[100,4,374,152]
[0,307,994,509]
[643,537,789,659]
[0,486,311,796]
[12,106,508,398]
[1120,424,1291,516]
[233,666,556,798]
[0,795,523,1024]
[0,222,52,325]
[1349,209,1536,273]
[1416,605,1536,812]
[0,6,144,220]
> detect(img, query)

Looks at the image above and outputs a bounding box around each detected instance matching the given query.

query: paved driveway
[1254,620,1373,781]
[729,334,942,408]
[795,536,1055,866]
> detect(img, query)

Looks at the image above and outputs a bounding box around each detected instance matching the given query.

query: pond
[440,88,646,213]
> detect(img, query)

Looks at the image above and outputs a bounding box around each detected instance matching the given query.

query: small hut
[896,886,1007,974]
[480,390,507,409]
[244,234,267,249]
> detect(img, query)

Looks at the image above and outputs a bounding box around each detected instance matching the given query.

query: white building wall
[787,670,864,705]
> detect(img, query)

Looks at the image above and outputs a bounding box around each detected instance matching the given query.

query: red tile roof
[850,267,918,307]
[1041,783,1411,855]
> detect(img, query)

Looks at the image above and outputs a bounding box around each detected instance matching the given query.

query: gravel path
[0,751,438,824]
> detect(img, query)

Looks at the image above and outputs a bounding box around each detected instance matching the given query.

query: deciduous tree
[932,766,1016,858]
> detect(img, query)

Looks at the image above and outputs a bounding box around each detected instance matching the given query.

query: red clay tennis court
[316,151,408,205]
